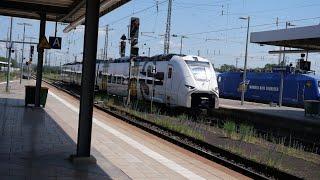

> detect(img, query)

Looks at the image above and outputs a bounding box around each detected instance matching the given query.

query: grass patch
[0,72,19,82]
[101,97,205,141]
[223,121,237,139]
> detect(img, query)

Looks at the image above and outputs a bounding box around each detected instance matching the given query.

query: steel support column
[76,0,100,157]
[35,12,46,107]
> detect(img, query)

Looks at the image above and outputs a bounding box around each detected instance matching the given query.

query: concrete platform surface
[220,98,320,124]
[0,80,248,180]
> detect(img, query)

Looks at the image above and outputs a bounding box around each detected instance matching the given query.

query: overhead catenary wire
[180,16,320,36]
[100,0,168,27]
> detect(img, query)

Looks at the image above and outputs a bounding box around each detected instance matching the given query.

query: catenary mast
[163,0,172,54]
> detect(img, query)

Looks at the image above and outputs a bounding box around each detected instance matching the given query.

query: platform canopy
[0,0,130,31]
[250,24,320,51]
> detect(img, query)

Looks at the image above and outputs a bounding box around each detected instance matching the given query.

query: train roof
[63,54,190,66]
[218,71,320,80]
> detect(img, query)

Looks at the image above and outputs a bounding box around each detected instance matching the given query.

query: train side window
[123,78,128,85]
[168,67,173,79]
[116,76,122,84]
[107,75,112,83]
[118,77,124,84]
[111,76,116,84]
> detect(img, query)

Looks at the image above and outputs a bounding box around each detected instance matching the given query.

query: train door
[297,81,305,105]
[165,65,174,106]
[283,75,299,104]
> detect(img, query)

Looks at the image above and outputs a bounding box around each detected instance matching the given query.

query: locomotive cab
[175,55,219,109]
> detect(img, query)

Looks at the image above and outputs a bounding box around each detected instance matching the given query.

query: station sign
[39,36,51,50]
[49,36,62,49]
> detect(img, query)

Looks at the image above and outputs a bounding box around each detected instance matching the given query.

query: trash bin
[25,85,49,107]
[304,100,320,117]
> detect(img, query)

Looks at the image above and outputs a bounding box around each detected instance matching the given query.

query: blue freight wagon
[217,71,320,107]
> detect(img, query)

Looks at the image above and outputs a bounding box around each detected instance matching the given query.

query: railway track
[42,78,301,180]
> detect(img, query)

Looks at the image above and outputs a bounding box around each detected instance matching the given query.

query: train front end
[177,55,219,109]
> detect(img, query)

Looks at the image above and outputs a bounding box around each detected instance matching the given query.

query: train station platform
[0,80,246,179]
[219,98,320,126]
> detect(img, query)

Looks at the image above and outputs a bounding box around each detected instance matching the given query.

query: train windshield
[185,61,210,81]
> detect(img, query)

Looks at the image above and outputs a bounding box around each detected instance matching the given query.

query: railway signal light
[120,41,126,57]
[129,17,140,57]
[130,17,140,39]
[30,46,34,58]
[131,47,139,57]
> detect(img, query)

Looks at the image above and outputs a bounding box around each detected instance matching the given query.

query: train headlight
[185,84,195,90]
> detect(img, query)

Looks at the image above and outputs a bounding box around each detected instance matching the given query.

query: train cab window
[155,72,164,81]
[318,81,320,87]
[168,67,173,79]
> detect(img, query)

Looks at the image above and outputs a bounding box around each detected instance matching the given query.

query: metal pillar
[6,17,13,92]
[240,16,250,106]
[163,0,172,54]
[35,12,46,107]
[76,0,100,157]
[103,25,109,60]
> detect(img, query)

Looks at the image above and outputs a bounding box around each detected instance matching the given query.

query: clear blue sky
[0,0,319,72]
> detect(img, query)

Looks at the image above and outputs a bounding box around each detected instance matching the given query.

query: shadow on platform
[0,97,128,179]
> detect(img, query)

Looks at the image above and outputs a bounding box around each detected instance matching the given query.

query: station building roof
[250,24,320,51]
[0,0,130,31]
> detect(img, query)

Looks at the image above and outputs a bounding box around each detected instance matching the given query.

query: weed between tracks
[102,96,205,141]
[103,95,320,178]
[221,120,320,166]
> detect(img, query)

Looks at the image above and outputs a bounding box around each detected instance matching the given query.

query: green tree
[0,56,18,68]
[0,56,6,62]
[263,63,277,71]
[219,64,236,72]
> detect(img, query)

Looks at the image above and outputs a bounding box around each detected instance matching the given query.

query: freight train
[217,67,320,107]
[61,54,219,109]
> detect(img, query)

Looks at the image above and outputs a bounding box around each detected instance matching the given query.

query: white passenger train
[61,54,219,109]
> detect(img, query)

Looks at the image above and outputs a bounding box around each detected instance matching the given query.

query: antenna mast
[164,0,172,54]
